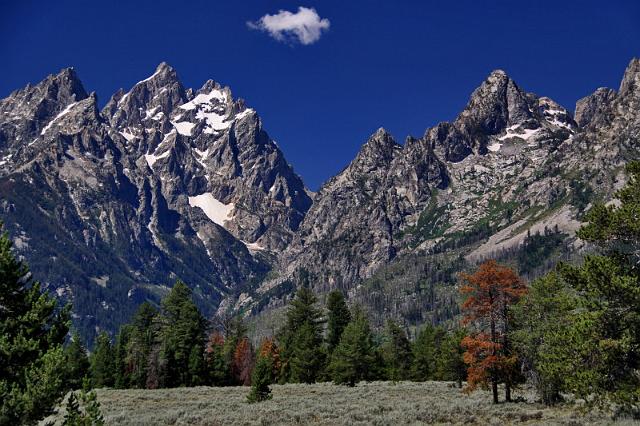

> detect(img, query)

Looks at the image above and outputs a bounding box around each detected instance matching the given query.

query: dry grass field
[43,381,636,425]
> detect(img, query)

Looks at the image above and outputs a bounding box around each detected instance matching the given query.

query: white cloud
[248,7,330,45]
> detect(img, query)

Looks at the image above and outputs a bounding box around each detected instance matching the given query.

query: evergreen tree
[278,286,324,382]
[62,386,104,426]
[382,321,413,381]
[329,307,375,386]
[220,316,247,382]
[325,290,351,353]
[511,272,576,405]
[0,227,70,425]
[90,332,115,388]
[435,329,467,387]
[159,280,207,387]
[126,302,157,388]
[290,321,325,383]
[411,325,443,381]
[63,332,90,390]
[206,332,229,386]
[563,161,640,410]
[247,355,273,403]
[113,325,132,389]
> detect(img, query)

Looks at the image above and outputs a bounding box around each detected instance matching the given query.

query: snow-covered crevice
[498,125,540,142]
[188,193,234,228]
[41,102,78,135]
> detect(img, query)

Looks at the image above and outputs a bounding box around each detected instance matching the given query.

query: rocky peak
[456,69,533,136]
[619,57,640,97]
[351,128,401,171]
[574,87,617,128]
[103,62,187,130]
[0,67,88,124]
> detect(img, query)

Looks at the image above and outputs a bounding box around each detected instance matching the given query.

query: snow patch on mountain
[41,102,78,135]
[144,149,171,168]
[188,193,234,227]
[172,121,195,136]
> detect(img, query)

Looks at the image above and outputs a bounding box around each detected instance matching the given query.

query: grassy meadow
[42,381,634,425]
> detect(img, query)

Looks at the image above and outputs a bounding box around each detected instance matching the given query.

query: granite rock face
[1,59,639,337]
[0,63,310,338]
[236,58,640,327]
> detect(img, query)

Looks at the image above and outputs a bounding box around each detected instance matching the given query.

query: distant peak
[156,61,174,72]
[136,62,180,86]
[488,69,508,79]
[42,67,88,104]
[362,127,399,153]
[619,57,640,96]
[373,127,391,138]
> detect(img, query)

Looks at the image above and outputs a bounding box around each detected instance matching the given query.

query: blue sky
[2,1,639,190]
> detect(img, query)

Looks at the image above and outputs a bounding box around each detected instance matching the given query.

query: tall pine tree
[278,286,325,383]
[90,331,115,388]
[325,290,351,353]
[329,307,375,386]
[0,226,70,425]
[382,321,413,382]
[159,280,207,387]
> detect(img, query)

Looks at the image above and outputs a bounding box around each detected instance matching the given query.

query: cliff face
[1,59,639,339]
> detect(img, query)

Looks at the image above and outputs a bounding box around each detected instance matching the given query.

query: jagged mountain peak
[457,69,533,135]
[620,57,640,97]
[351,127,401,170]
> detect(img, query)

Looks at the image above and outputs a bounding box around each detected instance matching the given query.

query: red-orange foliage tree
[232,337,255,386]
[258,337,281,383]
[460,260,527,403]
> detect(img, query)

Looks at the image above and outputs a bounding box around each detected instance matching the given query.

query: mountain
[232,59,640,332]
[1,59,638,341]
[0,63,310,340]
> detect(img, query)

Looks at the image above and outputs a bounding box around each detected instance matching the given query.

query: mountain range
[1,58,638,341]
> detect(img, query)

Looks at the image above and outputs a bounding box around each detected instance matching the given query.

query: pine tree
[382,321,413,382]
[159,280,207,387]
[247,355,273,403]
[0,226,70,425]
[206,332,228,386]
[411,325,442,381]
[113,325,132,389]
[290,321,325,383]
[278,286,325,382]
[64,332,91,390]
[326,290,351,353]
[126,302,157,388]
[329,307,375,386]
[63,392,82,425]
[90,332,115,388]
[435,329,467,387]
[511,271,576,405]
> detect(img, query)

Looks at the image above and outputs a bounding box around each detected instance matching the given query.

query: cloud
[248,7,330,45]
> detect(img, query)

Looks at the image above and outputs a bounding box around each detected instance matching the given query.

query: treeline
[64,283,467,392]
[459,162,640,417]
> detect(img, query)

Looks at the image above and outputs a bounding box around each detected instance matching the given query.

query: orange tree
[459,260,527,403]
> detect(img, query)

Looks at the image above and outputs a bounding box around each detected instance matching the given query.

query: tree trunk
[503,300,511,403]
[490,315,499,404]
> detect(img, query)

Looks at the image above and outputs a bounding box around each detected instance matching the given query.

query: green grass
[43,381,628,425]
